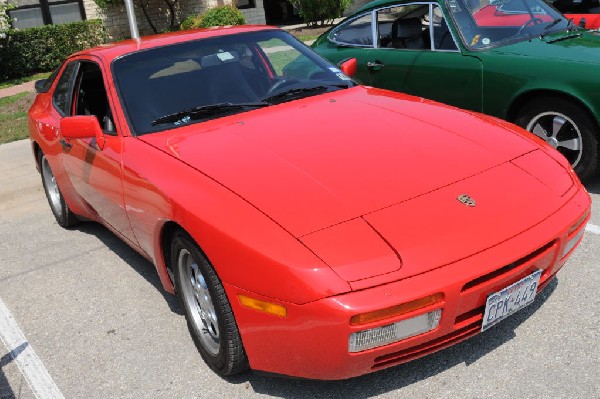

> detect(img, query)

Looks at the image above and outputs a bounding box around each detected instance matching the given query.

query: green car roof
[357,0,415,13]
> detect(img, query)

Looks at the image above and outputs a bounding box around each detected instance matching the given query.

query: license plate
[481,270,542,332]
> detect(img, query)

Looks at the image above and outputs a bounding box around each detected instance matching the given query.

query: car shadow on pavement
[0,352,16,399]
[0,342,28,399]
[73,223,183,316]
[235,278,558,398]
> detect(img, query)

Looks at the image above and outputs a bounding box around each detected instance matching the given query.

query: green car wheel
[515,97,599,182]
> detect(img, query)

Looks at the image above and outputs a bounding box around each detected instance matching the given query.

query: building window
[236,0,255,9]
[8,0,85,30]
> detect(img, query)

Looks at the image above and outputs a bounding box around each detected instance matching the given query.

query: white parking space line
[0,297,64,399]
[586,223,600,235]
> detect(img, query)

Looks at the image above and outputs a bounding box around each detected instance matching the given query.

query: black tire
[514,96,599,182]
[38,152,79,228]
[171,231,248,376]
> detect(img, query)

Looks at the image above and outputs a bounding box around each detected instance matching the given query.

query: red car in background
[553,0,600,28]
[465,0,600,30]
[29,26,591,380]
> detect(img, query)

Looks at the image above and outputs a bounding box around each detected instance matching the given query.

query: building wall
[239,0,265,25]
[84,0,265,40]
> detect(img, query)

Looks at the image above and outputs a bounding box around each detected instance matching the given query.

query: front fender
[121,137,351,305]
[480,53,600,122]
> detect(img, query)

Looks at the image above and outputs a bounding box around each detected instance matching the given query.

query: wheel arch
[506,89,600,132]
[32,141,43,172]
[157,220,187,294]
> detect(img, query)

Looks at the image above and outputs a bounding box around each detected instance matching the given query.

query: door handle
[367,60,385,71]
[59,139,72,150]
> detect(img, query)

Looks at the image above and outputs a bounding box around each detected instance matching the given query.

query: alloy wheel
[177,248,220,355]
[526,111,583,168]
[41,156,63,219]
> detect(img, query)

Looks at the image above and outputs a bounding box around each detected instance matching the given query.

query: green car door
[320,3,483,112]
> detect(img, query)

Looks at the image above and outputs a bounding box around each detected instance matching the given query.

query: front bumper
[225,185,590,380]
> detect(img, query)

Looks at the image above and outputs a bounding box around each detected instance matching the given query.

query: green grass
[0,72,51,90]
[0,92,36,144]
[296,34,319,43]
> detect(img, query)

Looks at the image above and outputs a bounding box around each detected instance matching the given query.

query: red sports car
[29,26,591,380]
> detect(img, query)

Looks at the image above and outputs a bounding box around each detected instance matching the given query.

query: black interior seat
[391,18,426,49]
[434,21,458,50]
[77,67,114,132]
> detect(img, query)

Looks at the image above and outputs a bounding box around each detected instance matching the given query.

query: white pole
[123,0,140,39]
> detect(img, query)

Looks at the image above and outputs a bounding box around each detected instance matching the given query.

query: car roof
[357,0,426,14]
[71,25,279,63]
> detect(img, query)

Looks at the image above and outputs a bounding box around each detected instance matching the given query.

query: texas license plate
[481,270,542,332]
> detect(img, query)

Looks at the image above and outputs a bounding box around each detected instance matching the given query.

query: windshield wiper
[261,84,351,104]
[151,102,269,126]
[540,18,564,38]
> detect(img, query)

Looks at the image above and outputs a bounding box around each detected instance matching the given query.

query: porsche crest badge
[457,194,476,207]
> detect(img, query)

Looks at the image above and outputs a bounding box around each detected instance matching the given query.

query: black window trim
[52,60,80,118]
[327,10,378,48]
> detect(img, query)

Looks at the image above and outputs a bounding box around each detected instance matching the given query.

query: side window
[329,14,374,47]
[430,6,458,50]
[377,5,429,50]
[73,62,116,135]
[52,62,78,116]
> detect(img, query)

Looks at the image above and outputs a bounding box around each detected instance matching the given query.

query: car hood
[140,86,561,283]
[488,30,600,63]
[141,86,539,238]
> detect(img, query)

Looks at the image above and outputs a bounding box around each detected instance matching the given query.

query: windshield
[446,0,572,49]
[112,30,353,135]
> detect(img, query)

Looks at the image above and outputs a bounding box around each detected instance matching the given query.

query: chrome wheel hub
[178,249,220,355]
[526,112,583,168]
[41,156,63,218]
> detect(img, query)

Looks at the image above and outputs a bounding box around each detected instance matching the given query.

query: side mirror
[338,58,357,78]
[34,79,48,93]
[60,116,106,150]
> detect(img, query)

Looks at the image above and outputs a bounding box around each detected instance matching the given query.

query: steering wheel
[516,17,544,36]
[266,77,301,96]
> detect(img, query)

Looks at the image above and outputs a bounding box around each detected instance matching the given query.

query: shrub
[0,19,106,81]
[180,5,246,30]
[180,14,202,30]
[290,0,351,26]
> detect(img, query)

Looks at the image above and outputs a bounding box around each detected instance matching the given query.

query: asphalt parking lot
[1,138,599,399]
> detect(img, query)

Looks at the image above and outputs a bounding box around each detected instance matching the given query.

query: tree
[289,0,351,27]
[0,0,14,39]
[93,0,179,34]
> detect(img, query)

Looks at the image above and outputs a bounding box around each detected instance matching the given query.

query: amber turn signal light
[238,295,287,317]
[350,292,444,326]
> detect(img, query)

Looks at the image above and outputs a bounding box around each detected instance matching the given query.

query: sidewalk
[0,80,35,99]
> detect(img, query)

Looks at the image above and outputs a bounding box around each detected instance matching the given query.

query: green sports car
[312,0,600,181]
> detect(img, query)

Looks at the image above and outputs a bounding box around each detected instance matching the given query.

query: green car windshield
[446,0,572,49]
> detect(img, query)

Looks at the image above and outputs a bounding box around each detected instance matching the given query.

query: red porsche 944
[28,26,590,380]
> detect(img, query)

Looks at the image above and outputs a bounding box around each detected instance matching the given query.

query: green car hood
[486,30,600,64]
